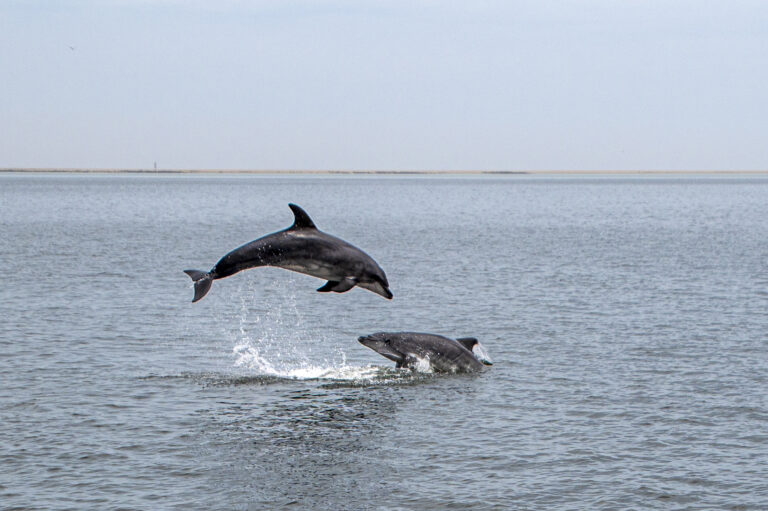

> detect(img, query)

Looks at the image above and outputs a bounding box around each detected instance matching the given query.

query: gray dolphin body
[358,332,492,373]
[184,204,392,302]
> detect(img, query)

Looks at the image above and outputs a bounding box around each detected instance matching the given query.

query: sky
[2,0,767,171]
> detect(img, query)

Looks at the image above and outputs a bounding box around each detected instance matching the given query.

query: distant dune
[2,168,767,175]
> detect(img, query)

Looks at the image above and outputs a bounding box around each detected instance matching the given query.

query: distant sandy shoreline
[2,168,767,175]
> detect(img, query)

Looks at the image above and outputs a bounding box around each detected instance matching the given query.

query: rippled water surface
[1,173,767,510]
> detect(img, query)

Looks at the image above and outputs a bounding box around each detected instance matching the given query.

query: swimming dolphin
[358,332,492,373]
[184,204,392,302]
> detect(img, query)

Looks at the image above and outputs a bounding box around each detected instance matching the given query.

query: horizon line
[2,168,768,175]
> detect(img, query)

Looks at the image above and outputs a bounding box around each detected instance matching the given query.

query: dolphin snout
[358,335,382,348]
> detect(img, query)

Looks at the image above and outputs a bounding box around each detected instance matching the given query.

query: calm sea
[1,173,766,510]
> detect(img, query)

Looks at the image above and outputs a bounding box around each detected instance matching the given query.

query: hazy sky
[2,0,767,170]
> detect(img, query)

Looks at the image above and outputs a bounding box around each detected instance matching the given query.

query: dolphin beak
[358,335,378,349]
[372,284,392,300]
[357,335,403,364]
[358,281,393,300]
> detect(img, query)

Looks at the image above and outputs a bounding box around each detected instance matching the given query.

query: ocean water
[1,173,766,510]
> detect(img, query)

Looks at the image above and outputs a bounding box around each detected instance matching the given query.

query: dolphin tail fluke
[184,269,213,302]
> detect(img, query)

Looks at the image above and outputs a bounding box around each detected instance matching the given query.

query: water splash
[410,354,434,373]
[472,342,493,365]
[226,276,378,382]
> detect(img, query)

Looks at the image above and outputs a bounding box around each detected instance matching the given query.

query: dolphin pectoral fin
[332,278,357,293]
[316,278,357,293]
[317,281,337,292]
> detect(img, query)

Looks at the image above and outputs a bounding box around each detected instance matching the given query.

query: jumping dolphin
[358,332,492,373]
[184,204,392,302]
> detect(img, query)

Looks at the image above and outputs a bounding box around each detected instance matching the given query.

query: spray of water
[227,276,383,381]
[410,354,434,373]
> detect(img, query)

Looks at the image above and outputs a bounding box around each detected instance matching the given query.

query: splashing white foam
[472,342,493,365]
[410,354,434,373]
[226,276,379,381]
[233,342,384,381]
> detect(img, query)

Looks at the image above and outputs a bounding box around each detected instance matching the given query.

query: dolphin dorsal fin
[456,337,478,350]
[288,203,317,230]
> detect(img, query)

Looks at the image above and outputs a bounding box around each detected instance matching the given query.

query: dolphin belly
[277,260,348,281]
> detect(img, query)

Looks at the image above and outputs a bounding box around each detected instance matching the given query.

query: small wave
[233,348,383,382]
[139,366,424,388]
[138,371,285,386]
